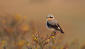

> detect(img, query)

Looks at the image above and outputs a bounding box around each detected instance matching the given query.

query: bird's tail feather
[57,24,64,34]
[60,29,64,34]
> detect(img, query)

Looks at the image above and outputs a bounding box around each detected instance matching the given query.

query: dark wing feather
[47,22,58,30]
[47,22,64,33]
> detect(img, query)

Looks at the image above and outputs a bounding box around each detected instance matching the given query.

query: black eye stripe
[47,16,54,18]
[50,17,53,18]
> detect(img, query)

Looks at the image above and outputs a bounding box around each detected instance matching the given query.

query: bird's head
[46,14,55,21]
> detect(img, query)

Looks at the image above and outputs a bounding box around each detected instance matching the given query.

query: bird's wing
[48,20,58,25]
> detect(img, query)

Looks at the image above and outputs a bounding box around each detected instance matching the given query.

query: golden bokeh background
[0,0,85,46]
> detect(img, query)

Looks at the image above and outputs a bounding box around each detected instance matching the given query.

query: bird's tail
[57,24,64,34]
[60,28,64,34]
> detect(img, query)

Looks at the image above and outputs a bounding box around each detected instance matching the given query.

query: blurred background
[0,0,85,49]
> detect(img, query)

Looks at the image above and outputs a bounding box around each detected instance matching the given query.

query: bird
[46,14,64,34]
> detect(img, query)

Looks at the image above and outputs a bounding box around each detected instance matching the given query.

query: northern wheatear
[46,14,64,34]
